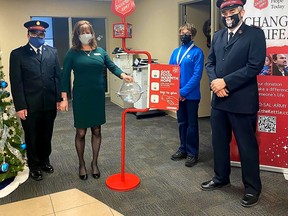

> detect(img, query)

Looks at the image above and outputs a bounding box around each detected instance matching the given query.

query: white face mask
[79,34,93,45]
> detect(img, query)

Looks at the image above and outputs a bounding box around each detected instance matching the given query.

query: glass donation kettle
[117,81,143,103]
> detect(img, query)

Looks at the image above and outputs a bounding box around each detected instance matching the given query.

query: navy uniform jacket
[9,44,61,113]
[206,23,266,114]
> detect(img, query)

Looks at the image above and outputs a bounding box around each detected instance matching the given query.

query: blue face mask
[29,37,45,48]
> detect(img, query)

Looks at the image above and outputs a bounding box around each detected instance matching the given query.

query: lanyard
[176,43,194,65]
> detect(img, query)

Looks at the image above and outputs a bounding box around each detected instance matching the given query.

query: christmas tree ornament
[20,143,26,150]
[1,162,9,172]
[0,80,8,88]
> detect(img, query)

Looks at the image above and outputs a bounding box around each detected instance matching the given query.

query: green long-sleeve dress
[62,47,123,128]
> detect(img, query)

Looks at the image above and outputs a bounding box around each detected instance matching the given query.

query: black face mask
[180,35,192,44]
[222,13,241,29]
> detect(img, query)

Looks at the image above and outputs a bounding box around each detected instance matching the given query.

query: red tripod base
[106,173,140,192]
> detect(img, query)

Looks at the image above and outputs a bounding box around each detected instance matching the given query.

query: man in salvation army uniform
[201,0,266,208]
[9,20,61,181]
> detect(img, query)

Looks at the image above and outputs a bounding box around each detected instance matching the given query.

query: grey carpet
[0,99,287,216]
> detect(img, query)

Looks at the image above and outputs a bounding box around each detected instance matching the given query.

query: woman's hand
[121,73,134,82]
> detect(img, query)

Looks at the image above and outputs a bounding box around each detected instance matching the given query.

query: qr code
[258,115,276,133]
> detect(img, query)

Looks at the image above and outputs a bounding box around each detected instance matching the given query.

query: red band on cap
[221,0,243,9]
[28,26,45,31]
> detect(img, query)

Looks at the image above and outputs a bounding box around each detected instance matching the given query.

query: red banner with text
[231,0,288,171]
[148,64,180,111]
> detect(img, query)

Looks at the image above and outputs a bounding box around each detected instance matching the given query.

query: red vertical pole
[121,109,127,181]
[106,15,152,191]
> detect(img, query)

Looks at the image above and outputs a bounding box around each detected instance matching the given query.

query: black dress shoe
[185,156,198,167]
[41,164,54,173]
[171,151,187,161]
[241,193,259,207]
[200,179,230,191]
[30,170,43,181]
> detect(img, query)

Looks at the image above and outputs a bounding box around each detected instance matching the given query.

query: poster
[230,0,288,172]
[148,64,180,110]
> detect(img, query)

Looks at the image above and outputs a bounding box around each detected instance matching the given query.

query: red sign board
[148,64,180,110]
[231,76,288,168]
[111,0,136,18]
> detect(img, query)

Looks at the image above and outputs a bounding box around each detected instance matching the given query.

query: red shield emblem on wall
[111,0,136,18]
[254,0,268,10]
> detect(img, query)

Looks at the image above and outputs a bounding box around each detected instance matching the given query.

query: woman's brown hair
[72,20,97,50]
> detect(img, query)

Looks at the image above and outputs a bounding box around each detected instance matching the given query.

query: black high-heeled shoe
[79,173,88,180]
[92,172,100,179]
[91,163,100,179]
[79,166,88,180]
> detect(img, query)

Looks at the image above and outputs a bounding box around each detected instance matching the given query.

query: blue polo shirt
[169,41,204,100]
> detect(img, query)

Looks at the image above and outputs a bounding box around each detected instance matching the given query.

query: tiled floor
[0,188,124,216]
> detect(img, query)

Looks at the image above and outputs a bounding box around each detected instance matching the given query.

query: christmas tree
[0,49,26,183]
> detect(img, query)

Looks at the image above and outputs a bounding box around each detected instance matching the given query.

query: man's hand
[216,88,229,97]
[17,109,27,120]
[60,101,69,111]
[211,78,226,93]
[56,102,61,110]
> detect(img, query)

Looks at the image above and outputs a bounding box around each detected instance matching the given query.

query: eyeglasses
[180,33,192,36]
[29,31,45,39]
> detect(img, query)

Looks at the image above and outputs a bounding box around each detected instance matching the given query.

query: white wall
[128,0,180,63]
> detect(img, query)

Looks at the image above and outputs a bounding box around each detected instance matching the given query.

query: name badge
[94,53,101,56]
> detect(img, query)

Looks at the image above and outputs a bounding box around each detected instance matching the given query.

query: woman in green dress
[60,20,132,180]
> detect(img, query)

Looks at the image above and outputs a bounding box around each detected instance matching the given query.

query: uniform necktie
[37,48,41,55]
[228,32,234,42]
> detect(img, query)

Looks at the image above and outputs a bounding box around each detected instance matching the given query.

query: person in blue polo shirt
[169,23,204,168]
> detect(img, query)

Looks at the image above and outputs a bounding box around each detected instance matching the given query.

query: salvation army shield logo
[111,0,136,18]
[254,0,268,10]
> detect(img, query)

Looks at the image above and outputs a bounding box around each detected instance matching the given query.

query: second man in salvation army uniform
[201,0,266,207]
[9,20,61,181]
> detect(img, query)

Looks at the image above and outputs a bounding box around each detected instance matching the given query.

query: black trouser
[21,110,57,172]
[211,108,261,195]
